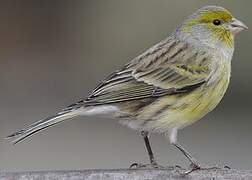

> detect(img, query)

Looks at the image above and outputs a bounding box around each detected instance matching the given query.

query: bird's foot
[129,162,165,169]
[130,162,182,170]
[200,164,231,170]
[177,163,231,175]
[175,163,201,175]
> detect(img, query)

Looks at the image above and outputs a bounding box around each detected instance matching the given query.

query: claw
[175,165,182,169]
[129,162,165,169]
[190,163,201,170]
[175,163,201,175]
[129,163,139,169]
[224,165,231,169]
[177,164,231,175]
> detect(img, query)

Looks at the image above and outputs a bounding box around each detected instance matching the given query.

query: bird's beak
[229,18,248,34]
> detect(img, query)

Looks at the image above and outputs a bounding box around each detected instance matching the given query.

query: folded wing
[83,39,211,107]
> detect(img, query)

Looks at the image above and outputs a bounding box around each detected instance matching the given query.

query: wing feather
[82,37,212,106]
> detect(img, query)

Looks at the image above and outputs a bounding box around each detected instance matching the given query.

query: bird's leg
[130,131,164,169]
[172,142,230,174]
[165,128,200,174]
[172,142,200,170]
[141,131,158,167]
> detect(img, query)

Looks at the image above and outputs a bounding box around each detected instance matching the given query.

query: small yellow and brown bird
[7,5,247,170]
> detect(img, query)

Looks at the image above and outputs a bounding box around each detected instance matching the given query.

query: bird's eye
[213,19,221,26]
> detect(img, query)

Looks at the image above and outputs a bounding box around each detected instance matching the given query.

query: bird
[7,5,247,171]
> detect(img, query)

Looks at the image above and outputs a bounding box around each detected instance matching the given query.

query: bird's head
[177,6,248,49]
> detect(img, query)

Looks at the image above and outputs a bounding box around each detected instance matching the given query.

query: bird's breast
[173,59,231,127]
[136,60,231,133]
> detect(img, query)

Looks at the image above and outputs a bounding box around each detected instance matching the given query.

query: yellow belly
[137,62,231,133]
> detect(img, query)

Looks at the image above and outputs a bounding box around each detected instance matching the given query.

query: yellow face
[202,11,234,47]
[182,8,247,48]
[186,11,233,47]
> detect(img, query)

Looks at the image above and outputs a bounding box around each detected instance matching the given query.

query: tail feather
[6,110,80,144]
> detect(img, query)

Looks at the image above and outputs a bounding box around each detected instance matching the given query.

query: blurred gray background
[0,0,251,172]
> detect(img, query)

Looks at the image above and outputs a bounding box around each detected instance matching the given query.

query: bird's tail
[6,109,81,144]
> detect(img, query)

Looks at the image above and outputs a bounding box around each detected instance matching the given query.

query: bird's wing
[73,39,211,107]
